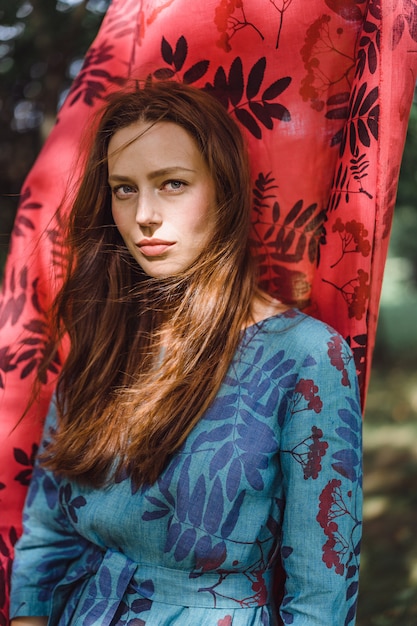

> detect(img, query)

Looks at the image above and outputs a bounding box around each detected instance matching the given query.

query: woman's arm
[10,399,90,621]
[279,326,362,625]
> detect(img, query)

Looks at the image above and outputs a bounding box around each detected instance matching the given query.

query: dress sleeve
[278,325,362,626]
[10,398,90,619]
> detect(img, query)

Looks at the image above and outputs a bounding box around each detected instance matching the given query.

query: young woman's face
[108,120,217,278]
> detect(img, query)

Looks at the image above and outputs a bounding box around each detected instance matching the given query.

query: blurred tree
[389,102,417,285]
[396,101,417,209]
[0,0,109,273]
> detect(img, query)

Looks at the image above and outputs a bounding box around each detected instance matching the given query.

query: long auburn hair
[42,80,258,487]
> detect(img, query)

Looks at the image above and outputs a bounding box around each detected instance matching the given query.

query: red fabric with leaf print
[1,0,416,622]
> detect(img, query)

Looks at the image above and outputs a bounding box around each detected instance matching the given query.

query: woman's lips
[136,239,175,257]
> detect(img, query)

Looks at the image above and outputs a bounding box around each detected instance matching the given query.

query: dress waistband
[105,548,273,608]
[51,547,274,626]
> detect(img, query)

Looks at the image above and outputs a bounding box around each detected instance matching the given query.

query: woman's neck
[243,290,288,329]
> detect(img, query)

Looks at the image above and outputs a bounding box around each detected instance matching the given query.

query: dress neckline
[242,307,300,334]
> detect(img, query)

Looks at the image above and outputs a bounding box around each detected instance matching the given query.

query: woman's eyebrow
[108,174,134,183]
[148,167,196,180]
[108,167,197,184]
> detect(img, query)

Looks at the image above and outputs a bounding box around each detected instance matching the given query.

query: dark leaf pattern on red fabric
[214,0,264,52]
[8,316,62,384]
[0,346,17,389]
[330,217,371,268]
[331,82,379,156]
[300,13,357,113]
[323,268,370,320]
[0,267,28,331]
[204,56,291,138]
[319,4,380,333]
[0,526,18,619]
[13,444,38,487]
[328,148,372,211]
[67,42,125,108]
[250,171,326,304]
[392,0,417,48]
[154,36,210,84]
[10,187,43,240]
[357,19,380,76]
[325,0,367,22]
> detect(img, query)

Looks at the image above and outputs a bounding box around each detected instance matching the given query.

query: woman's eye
[112,184,136,199]
[162,180,186,192]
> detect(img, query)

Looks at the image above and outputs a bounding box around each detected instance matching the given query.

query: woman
[10,81,362,625]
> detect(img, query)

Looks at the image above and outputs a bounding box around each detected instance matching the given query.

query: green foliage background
[0,0,109,273]
[390,104,417,283]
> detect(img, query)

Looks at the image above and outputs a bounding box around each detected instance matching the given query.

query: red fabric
[1,0,416,621]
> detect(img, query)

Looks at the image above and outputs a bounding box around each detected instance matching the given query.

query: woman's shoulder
[247,293,347,349]
[244,307,355,371]
[251,307,347,343]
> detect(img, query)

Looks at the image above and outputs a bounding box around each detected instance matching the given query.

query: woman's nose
[135,192,161,227]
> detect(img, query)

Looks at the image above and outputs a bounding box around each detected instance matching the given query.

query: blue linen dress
[10,310,362,625]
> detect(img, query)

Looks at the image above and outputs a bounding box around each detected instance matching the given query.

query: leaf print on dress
[235,340,297,427]
[332,398,362,482]
[74,566,139,626]
[143,464,243,566]
[141,331,295,577]
[194,535,228,572]
[316,401,362,626]
[142,465,277,610]
[59,483,87,524]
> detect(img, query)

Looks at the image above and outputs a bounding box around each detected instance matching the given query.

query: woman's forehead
[107,120,209,177]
